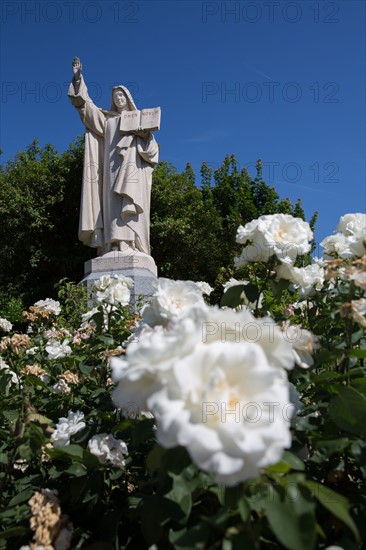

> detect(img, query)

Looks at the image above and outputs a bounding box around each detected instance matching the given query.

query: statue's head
[111,85,137,113]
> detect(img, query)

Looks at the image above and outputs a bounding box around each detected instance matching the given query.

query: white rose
[147,341,292,486]
[320,233,354,259]
[199,306,295,370]
[45,339,72,360]
[34,298,61,315]
[0,317,12,332]
[112,320,197,411]
[52,411,86,448]
[88,433,128,467]
[112,305,295,421]
[235,214,313,266]
[142,278,205,327]
[282,322,319,369]
[276,263,324,297]
[321,213,366,259]
[336,213,366,237]
[52,378,71,395]
[95,275,133,306]
[107,281,131,306]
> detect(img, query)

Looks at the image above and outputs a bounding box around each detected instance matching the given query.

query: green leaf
[224,484,244,509]
[0,526,30,540]
[79,363,95,376]
[163,471,197,523]
[3,410,19,422]
[8,487,34,507]
[28,413,52,425]
[220,285,246,308]
[270,278,290,299]
[169,522,210,549]
[282,451,305,471]
[266,461,291,474]
[0,452,8,465]
[302,480,360,542]
[348,348,366,358]
[238,495,251,522]
[65,462,87,477]
[141,495,164,545]
[161,446,192,474]
[131,418,155,445]
[329,386,366,437]
[98,334,114,346]
[265,485,316,550]
[48,444,84,460]
[242,282,260,303]
[313,438,349,456]
[223,532,257,550]
[146,444,166,474]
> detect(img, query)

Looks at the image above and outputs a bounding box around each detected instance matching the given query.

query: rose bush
[0,213,365,550]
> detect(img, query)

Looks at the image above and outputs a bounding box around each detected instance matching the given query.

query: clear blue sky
[1,0,365,250]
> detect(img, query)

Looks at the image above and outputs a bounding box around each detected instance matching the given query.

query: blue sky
[1,0,365,249]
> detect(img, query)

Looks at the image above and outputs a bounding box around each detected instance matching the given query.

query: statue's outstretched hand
[72,57,82,80]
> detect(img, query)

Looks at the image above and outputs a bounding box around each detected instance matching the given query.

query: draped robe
[68,76,159,255]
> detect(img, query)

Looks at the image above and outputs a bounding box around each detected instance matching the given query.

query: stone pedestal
[81,250,158,305]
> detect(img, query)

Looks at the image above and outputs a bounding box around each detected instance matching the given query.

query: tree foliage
[0,139,316,309]
[0,139,89,305]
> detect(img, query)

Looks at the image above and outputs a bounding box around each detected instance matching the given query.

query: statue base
[81,250,158,306]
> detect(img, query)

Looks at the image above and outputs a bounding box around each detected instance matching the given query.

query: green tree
[0,138,89,304]
[1,141,316,305]
[150,161,224,283]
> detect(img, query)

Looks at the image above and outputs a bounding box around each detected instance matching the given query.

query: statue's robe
[68,77,159,254]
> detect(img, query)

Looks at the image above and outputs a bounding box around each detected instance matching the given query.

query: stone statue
[68,57,159,257]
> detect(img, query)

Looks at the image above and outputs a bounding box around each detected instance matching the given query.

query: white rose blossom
[320,234,354,259]
[51,411,86,448]
[235,214,313,267]
[88,433,128,467]
[112,303,294,485]
[94,274,133,306]
[281,322,319,369]
[276,263,324,297]
[148,341,292,486]
[0,317,12,332]
[45,339,72,360]
[321,213,366,259]
[142,278,205,327]
[52,378,71,395]
[34,298,61,316]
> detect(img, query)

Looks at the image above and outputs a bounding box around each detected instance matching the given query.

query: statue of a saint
[68,57,159,256]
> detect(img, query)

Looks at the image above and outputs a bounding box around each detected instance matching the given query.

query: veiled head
[111,85,137,112]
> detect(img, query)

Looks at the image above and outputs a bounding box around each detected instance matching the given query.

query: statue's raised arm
[72,57,82,93]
